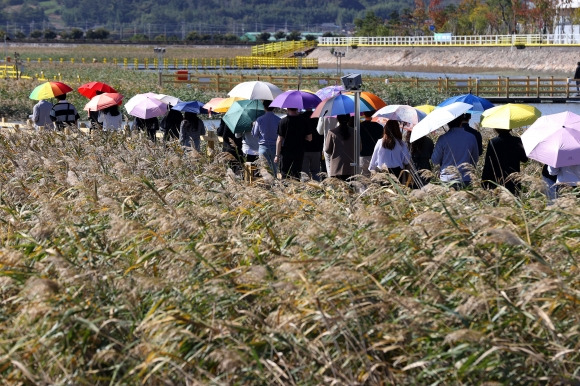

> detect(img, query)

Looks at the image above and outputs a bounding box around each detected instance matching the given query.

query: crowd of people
[31,93,579,197]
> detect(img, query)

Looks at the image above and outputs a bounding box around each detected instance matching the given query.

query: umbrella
[83,92,124,112]
[480,103,541,130]
[345,91,387,110]
[172,101,207,114]
[155,94,182,106]
[29,81,73,100]
[311,93,374,118]
[415,104,436,114]
[438,93,494,113]
[228,81,282,100]
[521,111,580,168]
[222,100,265,134]
[212,96,246,113]
[315,85,345,100]
[270,90,322,109]
[77,81,117,99]
[373,104,427,125]
[125,93,168,119]
[203,97,225,111]
[410,102,473,143]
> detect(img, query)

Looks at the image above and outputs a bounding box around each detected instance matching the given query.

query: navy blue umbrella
[172,101,207,114]
[438,93,494,113]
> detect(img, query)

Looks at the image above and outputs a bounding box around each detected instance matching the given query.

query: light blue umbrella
[223,100,265,134]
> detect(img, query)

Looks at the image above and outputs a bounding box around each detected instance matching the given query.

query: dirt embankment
[310,46,579,77]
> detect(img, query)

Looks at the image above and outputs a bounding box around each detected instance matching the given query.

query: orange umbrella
[211,96,246,113]
[345,91,386,110]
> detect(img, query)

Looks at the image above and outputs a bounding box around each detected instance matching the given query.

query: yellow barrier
[251,40,317,57]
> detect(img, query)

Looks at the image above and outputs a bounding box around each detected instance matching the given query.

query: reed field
[0,46,579,384]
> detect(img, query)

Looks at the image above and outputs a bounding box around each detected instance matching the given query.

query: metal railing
[318,33,580,47]
[251,40,317,57]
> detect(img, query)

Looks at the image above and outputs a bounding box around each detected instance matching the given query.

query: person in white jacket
[98,105,123,131]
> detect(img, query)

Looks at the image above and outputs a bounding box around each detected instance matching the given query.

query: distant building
[554,0,580,42]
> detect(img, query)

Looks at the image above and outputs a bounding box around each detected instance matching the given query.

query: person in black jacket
[481,129,528,195]
[162,107,183,141]
[461,113,483,156]
[574,62,580,95]
[134,117,159,142]
[217,118,244,171]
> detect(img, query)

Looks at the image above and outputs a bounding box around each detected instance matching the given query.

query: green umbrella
[222,100,265,134]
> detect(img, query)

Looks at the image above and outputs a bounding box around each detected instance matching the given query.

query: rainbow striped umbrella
[29,81,73,100]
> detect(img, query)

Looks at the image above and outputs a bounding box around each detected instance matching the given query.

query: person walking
[431,115,480,189]
[301,109,324,181]
[32,99,53,130]
[162,107,183,141]
[324,114,355,180]
[481,129,528,194]
[574,61,580,95]
[461,113,483,156]
[404,130,434,188]
[275,108,312,179]
[134,117,159,142]
[50,93,80,131]
[369,120,411,183]
[179,112,205,151]
[98,104,123,132]
[359,111,384,176]
[317,116,338,175]
[252,100,281,176]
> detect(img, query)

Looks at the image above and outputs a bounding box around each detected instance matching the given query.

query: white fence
[318,34,580,46]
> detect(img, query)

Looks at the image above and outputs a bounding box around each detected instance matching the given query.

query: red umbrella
[83,92,124,112]
[78,81,117,99]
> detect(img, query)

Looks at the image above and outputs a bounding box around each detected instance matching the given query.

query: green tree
[258,31,271,42]
[304,34,317,41]
[354,11,389,36]
[274,30,286,40]
[286,30,302,41]
[30,30,42,39]
[86,28,110,40]
[43,29,57,39]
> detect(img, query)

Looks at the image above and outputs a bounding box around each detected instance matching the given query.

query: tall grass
[0,126,578,384]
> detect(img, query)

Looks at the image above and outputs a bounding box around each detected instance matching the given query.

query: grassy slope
[0,126,578,384]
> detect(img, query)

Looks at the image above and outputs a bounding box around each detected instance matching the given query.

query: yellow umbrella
[212,96,246,113]
[480,103,541,130]
[414,104,436,114]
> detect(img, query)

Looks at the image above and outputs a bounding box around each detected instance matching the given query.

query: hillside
[0,0,456,36]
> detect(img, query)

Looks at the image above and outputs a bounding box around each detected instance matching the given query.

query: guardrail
[161,73,341,91]
[318,33,580,47]
[251,40,317,57]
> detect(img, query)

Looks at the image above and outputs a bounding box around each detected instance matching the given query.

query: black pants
[281,153,304,179]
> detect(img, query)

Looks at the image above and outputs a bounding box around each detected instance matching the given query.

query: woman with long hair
[98,104,123,131]
[179,111,206,151]
[324,114,355,180]
[369,120,411,182]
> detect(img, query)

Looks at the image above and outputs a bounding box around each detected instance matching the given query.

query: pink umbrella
[125,93,168,119]
[521,111,580,168]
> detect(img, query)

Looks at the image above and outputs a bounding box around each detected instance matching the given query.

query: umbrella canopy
[29,81,73,100]
[77,81,117,99]
[212,96,246,113]
[172,101,207,114]
[410,102,473,143]
[373,104,427,125]
[155,94,182,106]
[345,91,387,110]
[480,103,541,130]
[270,90,322,109]
[222,100,265,134]
[84,92,124,112]
[203,97,225,112]
[438,93,494,113]
[315,85,345,100]
[311,93,374,118]
[228,81,282,100]
[521,111,580,168]
[415,104,436,114]
[125,93,168,119]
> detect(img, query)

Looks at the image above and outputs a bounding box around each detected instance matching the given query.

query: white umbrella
[154,93,181,106]
[373,104,427,125]
[410,102,473,143]
[228,81,283,100]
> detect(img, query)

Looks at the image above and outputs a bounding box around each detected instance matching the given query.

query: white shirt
[98,111,123,131]
[548,165,580,186]
[368,139,411,171]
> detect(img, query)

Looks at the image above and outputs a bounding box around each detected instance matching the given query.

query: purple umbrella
[521,111,580,168]
[315,85,345,100]
[270,90,322,110]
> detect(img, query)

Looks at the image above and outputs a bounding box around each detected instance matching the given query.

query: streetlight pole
[154,47,166,86]
[333,51,345,77]
[293,51,306,90]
